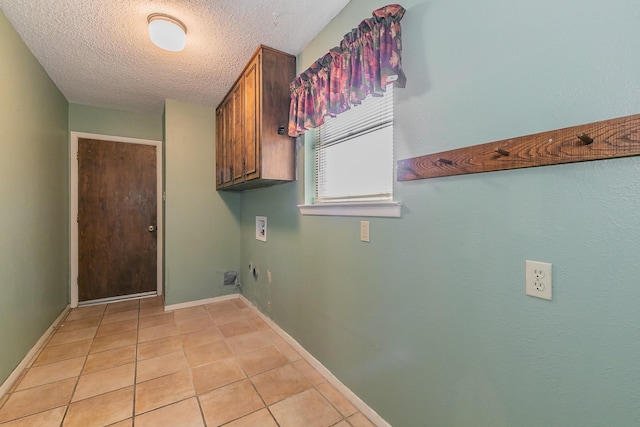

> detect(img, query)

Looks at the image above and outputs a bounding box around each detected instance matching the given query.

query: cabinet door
[243,54,260,181]
[220,97,234,187]
[215,107,224,188]
[230,81,245,183]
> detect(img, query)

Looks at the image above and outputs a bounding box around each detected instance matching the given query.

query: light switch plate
[360,221,370,242]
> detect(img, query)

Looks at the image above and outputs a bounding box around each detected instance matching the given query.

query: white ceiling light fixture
[147,13,187,52]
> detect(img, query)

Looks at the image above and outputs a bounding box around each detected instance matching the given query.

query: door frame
[70,132,163,308]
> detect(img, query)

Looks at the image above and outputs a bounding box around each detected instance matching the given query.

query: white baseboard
[0,305,71,397]
[163,293,240,312]
[238,295,391,427]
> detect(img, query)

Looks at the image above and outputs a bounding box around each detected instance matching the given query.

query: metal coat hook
[577,133,594,145]
[495,148,510,156]
[436,157,453,165]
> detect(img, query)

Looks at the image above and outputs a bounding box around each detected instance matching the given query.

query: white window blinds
[315,85,394,203]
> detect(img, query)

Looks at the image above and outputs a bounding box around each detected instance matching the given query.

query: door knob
[148,225,156,232]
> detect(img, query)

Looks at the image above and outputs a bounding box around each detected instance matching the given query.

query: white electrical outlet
[360,221,370,242]
[525,260,552,300]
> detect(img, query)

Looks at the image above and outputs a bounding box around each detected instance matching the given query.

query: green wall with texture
[164,100,241,305]
[68,103,162,141]
[0,11,69,385]
[239,1,640,426]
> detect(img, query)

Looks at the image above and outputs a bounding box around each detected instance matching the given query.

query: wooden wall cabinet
[216,45,296,191]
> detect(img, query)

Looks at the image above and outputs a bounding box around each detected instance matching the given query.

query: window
[299,85,400,217]
[299,84,400,217]
[315,84,394,203]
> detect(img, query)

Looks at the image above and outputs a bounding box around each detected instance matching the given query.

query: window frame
[298,86,401,218]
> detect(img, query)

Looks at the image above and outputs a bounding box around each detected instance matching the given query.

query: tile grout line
[62,301,135,425]
[133,299,204,423]
[243,364,279,426]
[63,304,107,425]
[131,301,140,427]
[200,301,280,427]
[192,306,215,426]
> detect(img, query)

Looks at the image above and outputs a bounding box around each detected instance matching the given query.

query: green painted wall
[164,100,241,305]
[240,1,640,426]
[0,11,69,384]
[69,103,162,141]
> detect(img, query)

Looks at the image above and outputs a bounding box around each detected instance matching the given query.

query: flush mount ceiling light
[147,13,187,52]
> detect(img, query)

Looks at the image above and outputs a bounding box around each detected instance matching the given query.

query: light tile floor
[0,296,376,427]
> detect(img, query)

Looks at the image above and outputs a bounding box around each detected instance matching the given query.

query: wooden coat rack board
[397,113,640,181]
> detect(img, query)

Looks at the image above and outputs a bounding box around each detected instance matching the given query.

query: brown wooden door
[78,138,157,302]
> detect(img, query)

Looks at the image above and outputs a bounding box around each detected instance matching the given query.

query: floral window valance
[288,4,407,137]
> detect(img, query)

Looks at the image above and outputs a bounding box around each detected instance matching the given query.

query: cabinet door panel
[215,108,224,188]
[243,56,259,180]
[231,81,245,182]
[222,98,234,186]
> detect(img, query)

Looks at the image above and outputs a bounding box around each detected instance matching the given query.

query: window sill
[298,201,401,218]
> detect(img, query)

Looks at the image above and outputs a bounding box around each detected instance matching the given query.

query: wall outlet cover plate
[525,260,552,300]
[256,216,267,242]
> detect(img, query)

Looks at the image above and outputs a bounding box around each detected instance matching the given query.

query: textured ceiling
[0,0,350,114]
